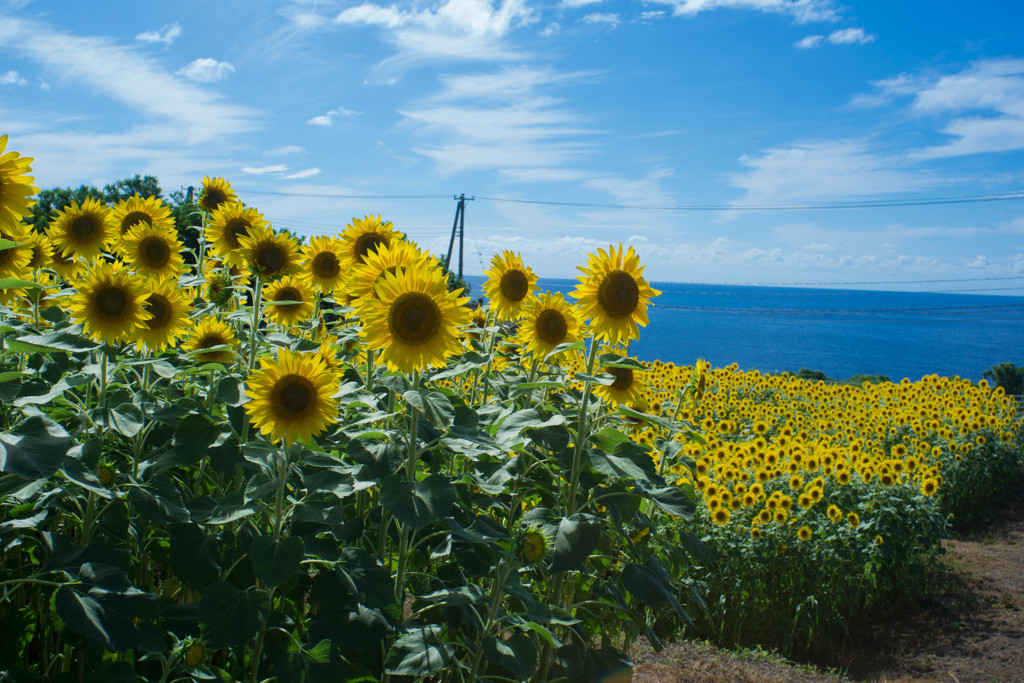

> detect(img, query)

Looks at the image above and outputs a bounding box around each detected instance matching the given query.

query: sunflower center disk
[597,271,640,318]
[96,286,128,317]
[535,309,568,345]
[276,287,302,310]
[256,244,286,275]
[389,292,441,345]
[312,252,340,279]
[354,233,386,263]
[121,212,151,234]
[226,219,250,248]
[275,376,315,417]
[70,216,97,240]
[204,189,227,212]
[199,333,226,350]
[499,270,530,303]
[141,237,171,268]
[145,295,171,329]
[608,367,634,391]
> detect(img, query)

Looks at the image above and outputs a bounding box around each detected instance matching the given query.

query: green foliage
[982,362,1024,396]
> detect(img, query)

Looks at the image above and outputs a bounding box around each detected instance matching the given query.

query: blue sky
[2,0,1024,292]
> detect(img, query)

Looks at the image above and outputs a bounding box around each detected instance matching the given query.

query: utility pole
[443,194,473,279]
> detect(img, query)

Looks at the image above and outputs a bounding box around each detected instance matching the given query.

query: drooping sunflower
[516,291,583,361]
[0,133,39,230]
[245,348,339,446]
[68,260,150,344]
[48,197,114,259]
[300,235,348,293]
[184,317,238,365]
[340,214,400,265]
[135,279,192,352]
[237,225,301,280]
[206,203,267,265]
[347,239,435,301]
[262,275,315,327]
[357,265,470,373]
[117,222,185,280]
[197,176,238,214]
[110,194,174,240]
[483,251,538,320]
[593,360,649,406]
[572,243,660,345]
[202,258,250,308]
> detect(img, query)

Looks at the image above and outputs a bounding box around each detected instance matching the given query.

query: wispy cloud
[560,0,603,7]
[1,69,27,85]
[241,164,289,174]
[283,168,321,179]
[178,58,236,82]
[306,106,360,126]
[645,0,840,24]
[582,12,620,26]
[135,22,182,47]
[797,26,874,48]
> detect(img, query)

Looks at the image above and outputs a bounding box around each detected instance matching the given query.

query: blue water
[463,276,1024,381]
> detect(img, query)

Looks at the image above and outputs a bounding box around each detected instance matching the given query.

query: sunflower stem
[365,348,375,393]
[248,276,263,372]
[394,371,421,606]
[566,338,600,516]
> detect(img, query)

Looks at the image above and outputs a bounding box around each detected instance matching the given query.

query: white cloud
[283,167,322,179]
[645,0,840,24]
[177,58,236,82]
[582,12,620,26]
[135,22,182,47]
[797,27,873,48]
[726,139,933,204]
[560,0,603,7]
[795,34,823,49]
[1,69,27,85]
[306,106,360,126]
[241,164,289,174]
[827,27,874,44]
[266,145,304,156]
[967,254,990,268]
[334,0,537,72]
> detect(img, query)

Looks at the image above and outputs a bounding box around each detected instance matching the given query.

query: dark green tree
[982,362,1024,395]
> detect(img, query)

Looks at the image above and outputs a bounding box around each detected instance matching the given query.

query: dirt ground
[632,494,1024,683]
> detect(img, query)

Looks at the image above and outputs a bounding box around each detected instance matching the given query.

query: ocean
[462,276,1024,381]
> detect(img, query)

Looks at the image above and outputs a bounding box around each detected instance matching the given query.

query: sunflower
[206,203,267,265]
[357,265,470,373]
[347,239,434,301]
[340,214,400,265]
[117,222,185,281]
[237,225,301,280]
[202,258,250,307]
[49,247,87,281]
[245,348,339,445]
[571,243,660,344]
[797,526,813,542]
[312,342,343,374]
[136,279,192,351]
[184,318,238,365]
[594,361,648,406]
[110,194,174,240]
[0,134,38,230]
[197,176,237,214]
[300,235,349,293]
[262,276,315,327]
[68,261,150,344]
[48,197,114,259]
[483,251,538,320]
[0,224,32,279]
[516,291,583,361]
[520,528,549,563]
[24,231,53,270]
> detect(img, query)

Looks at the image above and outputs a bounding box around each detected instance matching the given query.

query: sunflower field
[1,133,1023,681]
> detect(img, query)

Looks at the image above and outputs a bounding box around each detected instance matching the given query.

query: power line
[232,188,449,201]
[473,190,1024,211]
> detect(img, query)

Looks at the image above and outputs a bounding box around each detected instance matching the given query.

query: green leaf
[618,406,682,433]
[60,457,114,499]
[496,409,565,447]
[169,523,223,589]
[198,582,270,649]
[273,638,347,683]
[640,483,696,520]
[0,278,41,290]
[597,353,647,370]
[380,473,456,530]
[206,490,256,524]
[55,566,159,652]
[0,416,72,479]
[547,514,603,573]
[0,607,36,664]
[384,626,453,677]
[216,375,245,406]
[245,473,286,502]
[128,483,190,524]
[93,403,145,438]
[308,604,391,654]
[403,389,455,427]
[250,535,304,588]
[483,634,538,680]
[557,645,633,683]
[173,414,230,465]
[544,340,585,361]
[12,379,70,407]
[11,329,98,352]
[588,442,659,485]
[623,558,692,625]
